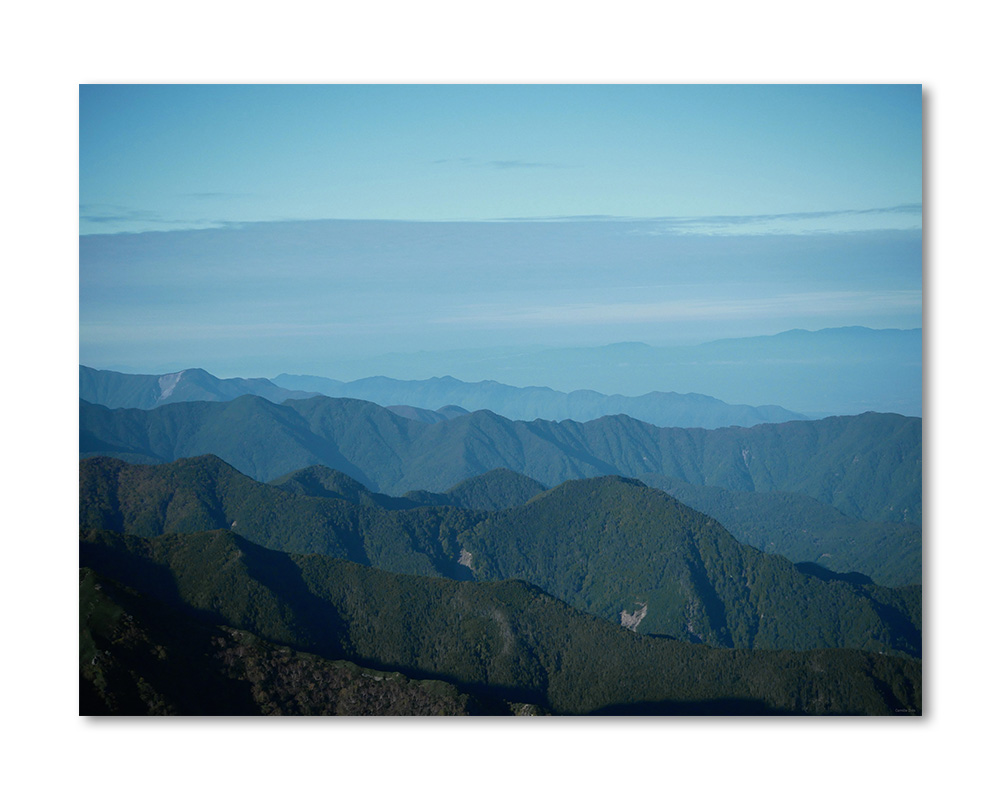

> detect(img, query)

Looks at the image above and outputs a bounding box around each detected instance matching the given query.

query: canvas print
[79,84,922,715]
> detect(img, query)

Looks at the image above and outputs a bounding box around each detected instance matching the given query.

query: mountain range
[301,327,922,417]
[81,364,807,429]
[80,458,922,717]
[637,474,921,586]
[79,365,317,409]
[79,455,920,658]
[78,362,922,715]
[270,373,807,428]
[81,566,513,715]
[80,528,921,715]
[80,394,921,525]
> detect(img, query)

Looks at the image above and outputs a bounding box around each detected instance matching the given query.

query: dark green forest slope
[401,468,547,511]
[639,474,921,586]
[80,529,920,715]
[462,476,920,657]
[80,568,531,715]
[80,455,481,581]
[272,464,546,512]
[80,395,921,524]
[80,456,920,658]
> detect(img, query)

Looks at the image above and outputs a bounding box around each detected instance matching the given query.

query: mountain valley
[78,363,923,715]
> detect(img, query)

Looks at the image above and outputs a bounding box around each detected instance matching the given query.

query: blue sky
[79,84,922,377]
[80,84,921,232]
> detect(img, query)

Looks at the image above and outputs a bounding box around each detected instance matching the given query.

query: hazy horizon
[81,322,921,381]
[80,84,922,400]
[80,217,922,380]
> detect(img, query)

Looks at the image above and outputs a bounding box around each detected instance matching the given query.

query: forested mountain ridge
[79,455,920,658]
[640,474,921,586]
[270,372,808,429]
[80,365,318,409]
[80,454,482,581]
[274,461,918,586]
[461,475,921,657]
[401,468,548,511]
[270,464,546,512]
[80,363,810,428]
[80,528,921,715]
[80,394,921,525]
[81,567,510,715]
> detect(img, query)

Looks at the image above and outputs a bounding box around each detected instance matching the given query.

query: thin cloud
[494,205,921,227]
[180,192,252,200]
[486,159,569,169]
[79,203,237,233]
[432,157,572,170]
[675,205,921,226]
[434,290,923,327]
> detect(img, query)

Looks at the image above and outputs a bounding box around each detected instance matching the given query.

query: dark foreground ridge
[80,529,921,716]
[80,456,921,658]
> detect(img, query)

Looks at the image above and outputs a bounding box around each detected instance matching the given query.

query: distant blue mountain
[303,327,921,417]
[271,373,807,429]
[80,364,809,429]
[79,365,318,409]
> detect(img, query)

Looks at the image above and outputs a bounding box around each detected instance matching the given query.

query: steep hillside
[80,529,921,715]
[639,474,922,586]
[81,395,921,524]
[80,455,479,581]
[80,365,317,409]
[462,476,920,657]
[268,464,422,510]
[403,468,547,511]
[80,568,519,715]
[80,456,920,658]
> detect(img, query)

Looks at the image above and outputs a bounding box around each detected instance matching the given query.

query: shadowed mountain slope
[402,468,548,511]
[81,395,921,525]
[461,475,921,657]
[80,567,507,715]
[638,474,921,587]
[80,528,921,715]
[80,455,480,581]
[80,456,920,658]
[80,365,317,409]
[270,464,544,512]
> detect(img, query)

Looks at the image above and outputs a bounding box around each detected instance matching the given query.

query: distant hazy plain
[80,218,921,384]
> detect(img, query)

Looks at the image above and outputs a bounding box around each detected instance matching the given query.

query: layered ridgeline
[80,456,920,658]
[84,364,806,429]
[280,462,919,586]
[81,568,513,715]
[80,394,922,525]
[298,327,922,418]
[79,365,319,409]
[640,475,921,587]
[80,528,921,715]
[270,373,807,429]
